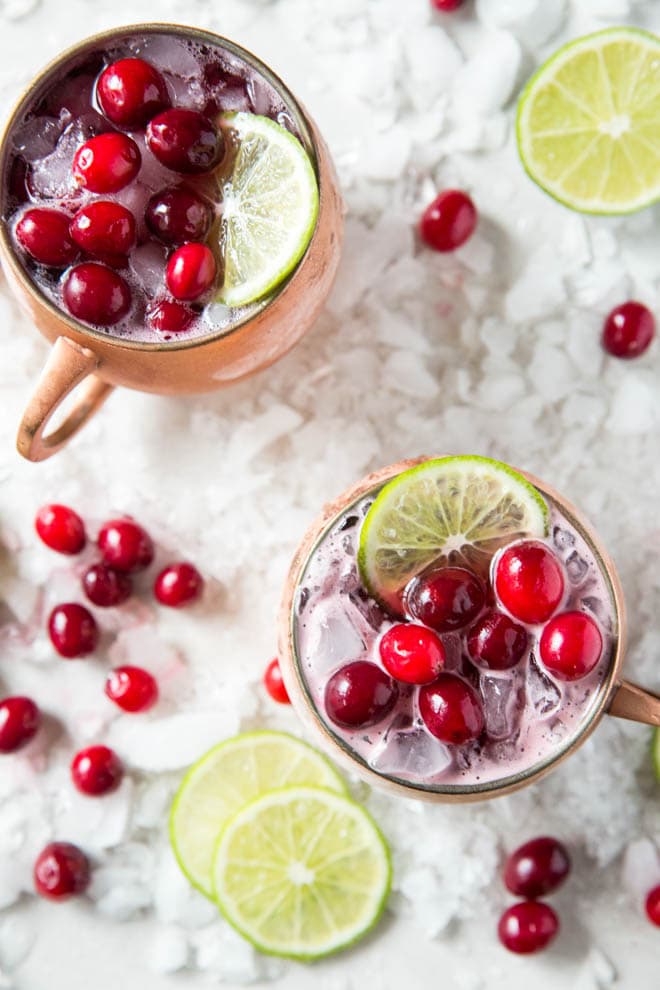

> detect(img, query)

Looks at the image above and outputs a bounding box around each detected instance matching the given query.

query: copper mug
[0,23,343,462]
[279,458,660,803]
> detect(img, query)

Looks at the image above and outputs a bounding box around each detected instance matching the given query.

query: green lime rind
[653,727,660,781]
[170,730,347,900]
[358,455,549,613]
[216,112,319,307]
[516,27,660,216]
[211,785,392,962]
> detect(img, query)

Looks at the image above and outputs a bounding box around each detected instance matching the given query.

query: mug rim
[281,458,627,802]
[0,21,322,353]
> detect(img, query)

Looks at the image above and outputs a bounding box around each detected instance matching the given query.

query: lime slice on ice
[358,455,549,613]
[212,785,391,960]
[216,112,319,306]
[516,28,660,214]
[170,731,346,898]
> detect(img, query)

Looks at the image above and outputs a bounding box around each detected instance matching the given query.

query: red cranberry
[263,658,290,704]
[34,842,90,900]
[105,666,158,713]
[98,518,154,573]
[466,609,528,671]
[154,562,204,607]
[494,541,565,625]
[96,57,170,128]
[498,902,559,955]
[165,243,217,301]
[324,661,398,728]
[419,673,485,744]
[48,603,98,658]
[146,186,213,245]
[70,201,136,257]
[35,504,86,554]
[62,262,131,326]
[71,745,123,796]
[602,301,655,359]
[420,189,477,252]
[15,208,77,266]
[504,837,571,897]
[146,109,224,174]
[379,622,445,685]
[72,132,141,193]
[146,299,194,335]
[0,697,40,753]
[646,885,660,926]
[539,611,602,681]
[431,0,464,8]
[82,563,132,607]
[404,567,485,633]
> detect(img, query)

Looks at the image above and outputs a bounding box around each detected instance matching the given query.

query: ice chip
[553,524,576,551]
[346,587,389,633]
[527,656,562,716]
[133,36,201,79]
[306,599,366,674]
[129,242,168,298]
[12,115,63,162]
[28,119,90,199]
[582,596,613,633]
[480,673,520,740]
[371,729,451,779]
[566,550,589,585]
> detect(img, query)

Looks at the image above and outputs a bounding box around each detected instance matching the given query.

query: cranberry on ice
[494,541,565,624]
[154,562,204,607]
[62,262,131,326]
[263,658,291,704]
[70,201,136,257]
[146,109,224,174]
[646,885,660,927]
[146,299,194,335]
[379,622,446,685]
[0,697,40,753]
[324,661,398,728]
[504,837,571,898]
[48,603,98,658]
[539,611,603,681]
[82,562,132,607]
[96,58,170,128]
[105,666,158,713]
[165,243,217,301]
[15,208,78,267]
[498,902,559,955]
[419,673,485,744]
[419,189,477,252]
[602,301,655,359]
[404,566,485,633]
[431,0,464,9]
[98,518,154,573]
[35,504,86,554]
[466,609,528,671]
[34,842,91,900]
[146,186,213,245]
[72,132,141,193]
[71,745,123,796]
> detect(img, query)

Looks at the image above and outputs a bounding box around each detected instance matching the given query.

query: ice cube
[28,120,89,199]
[133,37,201,79]
[527,656,562,716]
[129,242,168,298]
[370,729,451,779]
[346,586,389,633]
[148,927,189,974]
[565,550,589,585]
[581,596,613,633]
[165,75,207,111]
[12,115,63,162]
[480,674,520,740]
[553,525,576,551]
[305,599,366,674]
[217,82,251,114]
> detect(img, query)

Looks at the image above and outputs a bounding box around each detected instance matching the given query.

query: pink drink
[293,486,615,792]
[4,30,311,342]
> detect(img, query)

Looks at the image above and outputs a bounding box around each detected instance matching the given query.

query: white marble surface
[1,0,660,988]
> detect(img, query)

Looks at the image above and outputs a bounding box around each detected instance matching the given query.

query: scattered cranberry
[70,201,136,258]
[504,837,571,898]
[15,208,77,267]
[35,504,86,554]
[34,842,90,900]
[96,57,170,128]
[165,243,217,301]
[62,262,131,326]
[146,299,194,335]
[379,622,445,685]
[324,661,398,728]
[72,132,141,193]
[466,609,528,671]
[431,0,464,8]
[82,563,132,607]
[419,673,485,744]
[263,658,290,704]
[154,562,204,607]
[98,518,154,573]
[498,902,559,955]
[105,666,158,713]
[539,611,603,681]
[146,109,224,174]
[419,189,477,252]
[0,697,40,753]
[494,541,565,625]
[146,186,213,245]
[71,745,123,796]
[48,603,98,658]
[602,301,655,359]
[645,885,660,927]
[404,566,485,633]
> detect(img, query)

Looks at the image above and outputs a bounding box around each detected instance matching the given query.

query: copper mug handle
[608,680,660,726]
[16,336,113,462]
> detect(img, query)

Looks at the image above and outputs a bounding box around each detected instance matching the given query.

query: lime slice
[170,731,346,899]
[358,455,549,612]
[653,728,660,780]
[216,112,319,306]
[212,785,391,960]
[517,28,660,214]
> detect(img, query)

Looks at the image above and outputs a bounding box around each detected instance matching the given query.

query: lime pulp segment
[212,785,392,961]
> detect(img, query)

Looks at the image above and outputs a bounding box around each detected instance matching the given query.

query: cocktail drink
[280,457,659,800]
